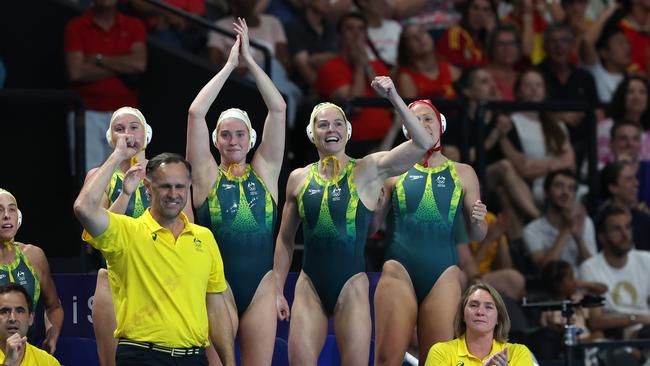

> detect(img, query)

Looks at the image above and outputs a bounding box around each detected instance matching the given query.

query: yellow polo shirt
[83,209,227,348]
[0,342,61,365]
[425,335,533,366]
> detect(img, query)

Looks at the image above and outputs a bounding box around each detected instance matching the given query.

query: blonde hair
[454,281,511,342]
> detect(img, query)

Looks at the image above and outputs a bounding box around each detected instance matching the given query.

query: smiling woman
[424,282,533,366]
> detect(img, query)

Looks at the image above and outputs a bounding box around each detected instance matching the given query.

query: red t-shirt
[620,18,650,75]
[436,25,487,68]
[64,11,146,111]
[398,62,456,99]
[315,57,392,141]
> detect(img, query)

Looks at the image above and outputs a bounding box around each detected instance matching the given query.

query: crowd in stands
[5,0,648,363]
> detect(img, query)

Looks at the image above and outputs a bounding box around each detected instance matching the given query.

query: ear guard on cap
[403,113,446,139]
[17,209,22,229]
[106,107,153,148]
[212,108,257,150]
[306,102,352,143]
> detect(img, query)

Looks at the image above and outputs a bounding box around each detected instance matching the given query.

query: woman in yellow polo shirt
[425,282,533,365]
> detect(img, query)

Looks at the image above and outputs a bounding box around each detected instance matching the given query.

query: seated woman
[396,23,460,100]
[499,68,576,205]
[425,281,533,365]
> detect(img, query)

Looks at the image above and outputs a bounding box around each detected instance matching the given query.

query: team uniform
[297,160,374,314]
[0,342,61,366]
[195,165,277,315]
[0,245,40,309]
[107,170,150,218]
[83,210,227,348]
[425,335,533,365]
[386,160,468,303]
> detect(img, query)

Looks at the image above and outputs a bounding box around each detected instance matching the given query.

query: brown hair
[514,69,567,155]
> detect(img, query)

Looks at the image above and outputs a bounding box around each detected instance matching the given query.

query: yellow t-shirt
[0,342,61,365]
[83,210,227,348]
[425,335,534,366]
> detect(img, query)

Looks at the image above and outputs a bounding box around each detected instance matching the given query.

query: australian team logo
[194,237,203,252]
[436,175,446,188]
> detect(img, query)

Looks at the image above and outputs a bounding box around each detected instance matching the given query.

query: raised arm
[234,18,287,198]
[187,35,241,204]
[371,76,435,180]
[107,163,145,214]
[73,134,138,237]
[272,169,305,320]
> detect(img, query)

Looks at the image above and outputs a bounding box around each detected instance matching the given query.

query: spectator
[500,68,576,204]
[436,0,497,68]
[64,0,147,173]
[0,190,63,355]
[394,0,459,38]
[598,76,650,167]
[448,67,540,230]
[580,205,650,340]
[396,23,459,100]
[580,15,629,104]
[485,24,527,101]
[532,260,605,360]
[600,160,650,251]
[501,0,554,65]
[354,0,402,68]
[283,0,338,92]
[536,23,600,167]
[424,282,533,365]
[315,12,392,156]
[0,284,61,365]
[468,210,527,301]
[128,0,207,53]
[207,0,302,127]
[618,0,650,75]
[523,170,597,273]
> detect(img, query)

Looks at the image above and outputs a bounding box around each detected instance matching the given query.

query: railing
[142,0,273,77]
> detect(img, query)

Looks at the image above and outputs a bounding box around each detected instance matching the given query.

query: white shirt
[366,20,402,66]
[582,61,624,104]
[523,215,597,273]
[579,250,650,315]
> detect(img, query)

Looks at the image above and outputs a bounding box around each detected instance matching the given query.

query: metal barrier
[141,0,273,77]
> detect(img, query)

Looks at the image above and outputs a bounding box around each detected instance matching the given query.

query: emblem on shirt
[194,237,203,252]
[409,175,424,181]
[308,189,321,195]
[248,182,257,196]
[151,232,157,241]
[0,274,6,280]
[222,183,236,190]
[331,187,342,201]
[16,271,25,282]
[456,362,464,366]
[436,175,446,187]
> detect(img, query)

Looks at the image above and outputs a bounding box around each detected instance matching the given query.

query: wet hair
[541,260,572,298]
[336,12,367,34]
[0,283,33,314]
[607,76,650,130]
[454,282,510,342]
[145,153,192,181]
[486,24,522,62]
[543,169,578,192]
[595,204,629,234]
[514,69,567,154]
